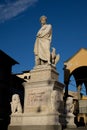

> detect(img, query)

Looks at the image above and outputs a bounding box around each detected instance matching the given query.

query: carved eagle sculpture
[51,47,60,66]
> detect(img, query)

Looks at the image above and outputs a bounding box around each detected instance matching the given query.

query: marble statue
[51,47,60,66]
[34,15,52,65]
[10,94,22,114]
[66,97,74,114]
[66,97,76,128]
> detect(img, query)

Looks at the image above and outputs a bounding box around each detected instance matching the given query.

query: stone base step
[64,127,87,130]
[8,125,62,130]
[8,126,87,130]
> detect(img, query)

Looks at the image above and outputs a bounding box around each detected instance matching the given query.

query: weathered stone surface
[29,65,59,82]
[24,86,51,113]
[10,114,23,126]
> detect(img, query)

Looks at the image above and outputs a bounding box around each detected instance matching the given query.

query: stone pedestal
[10,65,64,130]
[66,113,76,128]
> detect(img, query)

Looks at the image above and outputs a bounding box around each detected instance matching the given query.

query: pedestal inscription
[24,87,51,113]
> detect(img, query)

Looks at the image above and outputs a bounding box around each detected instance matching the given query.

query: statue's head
[12,94,20,103]
[66,97,73,104]
[40,15,47,25]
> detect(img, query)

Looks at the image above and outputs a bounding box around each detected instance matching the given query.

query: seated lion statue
[10,94,22,114]
[66,97,74,114]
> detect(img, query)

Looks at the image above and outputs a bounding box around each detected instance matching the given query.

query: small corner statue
[34,15,60,66]
[10,94,22,114]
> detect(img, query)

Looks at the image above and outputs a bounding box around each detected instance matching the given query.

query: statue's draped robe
[34,24,52,61]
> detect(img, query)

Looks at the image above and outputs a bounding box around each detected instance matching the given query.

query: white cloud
[0,0,38,23]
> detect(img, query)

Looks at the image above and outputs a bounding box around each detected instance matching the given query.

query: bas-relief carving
[34,15,60,66]
[51,90,61,112]
[10,94,22,114]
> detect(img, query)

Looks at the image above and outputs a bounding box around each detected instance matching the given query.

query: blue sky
[0,0,87,92]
